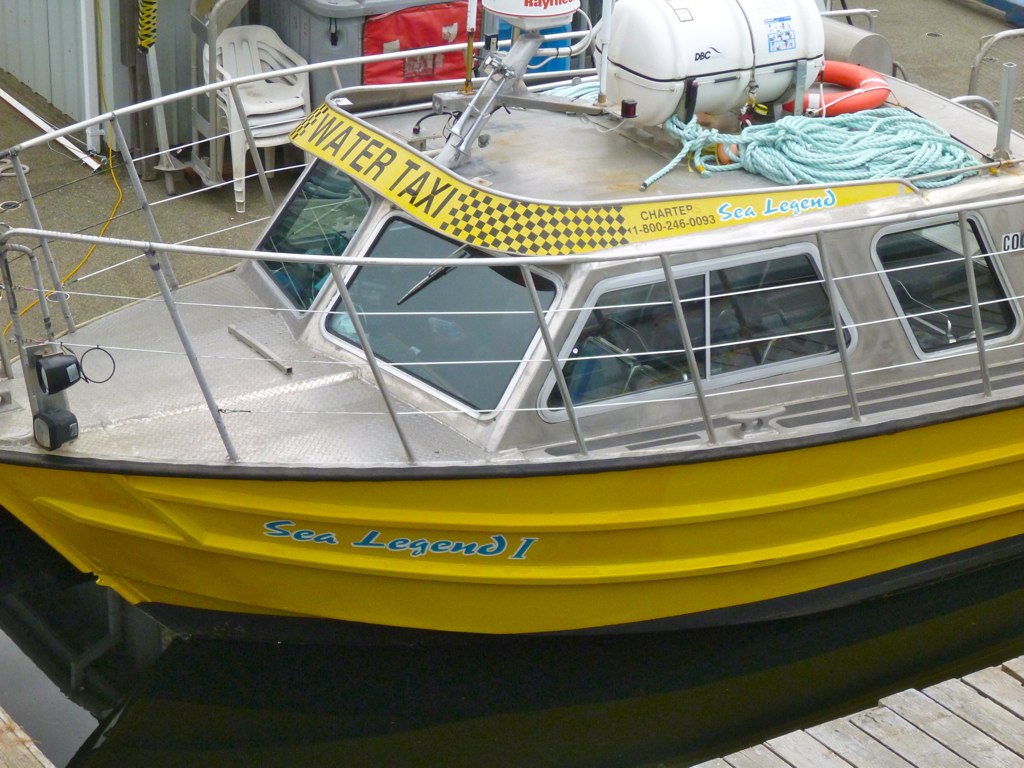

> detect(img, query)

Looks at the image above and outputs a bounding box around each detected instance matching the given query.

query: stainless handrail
[1,178,1016,463]
[817,232,861,422]
[820,8,879,31]
[4,178,1023,269]
[0,36,590,161]
[969,27,1024,97]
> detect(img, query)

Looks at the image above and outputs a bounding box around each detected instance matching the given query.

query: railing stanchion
[11,154,76,333]
[0,247,31,362]
[817,233,861,420]
[330,265,417,464]
[112,119,238,460]
[111,119,178,288]
[521,265,588,456]
[959,212,993,397]
[659,255,718,444]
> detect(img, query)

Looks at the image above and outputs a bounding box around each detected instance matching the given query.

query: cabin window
[876,219,1016,353]
[258,162,370,309]
[548,252,841,409]
[326,219,556,412]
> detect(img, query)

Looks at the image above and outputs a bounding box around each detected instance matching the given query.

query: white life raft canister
[600,0,825,126]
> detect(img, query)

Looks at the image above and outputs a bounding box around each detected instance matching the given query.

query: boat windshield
[326,219,556,412]
[258,162,371,309]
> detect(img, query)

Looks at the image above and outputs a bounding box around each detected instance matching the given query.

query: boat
[1,0,1024,640]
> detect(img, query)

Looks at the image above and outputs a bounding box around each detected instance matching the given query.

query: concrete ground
[869,0,1013,97]
[0,64,293,338]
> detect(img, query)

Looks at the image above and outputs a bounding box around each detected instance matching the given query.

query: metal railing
[2,176,1021,464]
[0,41,1021,465]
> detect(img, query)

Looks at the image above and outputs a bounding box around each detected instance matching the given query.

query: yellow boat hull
[4,406,1024,635]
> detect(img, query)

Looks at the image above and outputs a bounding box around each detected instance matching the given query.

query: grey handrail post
[0,245,33,364]
[145,246,239,462]
[816,233,861,420]
[994,61,1018,162]
[329,264,417,464]
[110,121,237,458]
[520,265,588,456]
[959,212,992,397]
[11,154,76,333]
[111,120,179,288]
[0,248,12,379]
[23,245,56,342]
[659,255,718,444]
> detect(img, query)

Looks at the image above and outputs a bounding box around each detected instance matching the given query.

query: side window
[258,162,371,309]
[709,256,838,374]
[876,220,1016,353]
[549,252,840,409]
[549,277,705,409]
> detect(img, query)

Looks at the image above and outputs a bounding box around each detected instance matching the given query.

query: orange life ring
[783,60,891,116]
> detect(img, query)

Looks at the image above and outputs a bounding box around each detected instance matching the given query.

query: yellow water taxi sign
[292,104,907,256]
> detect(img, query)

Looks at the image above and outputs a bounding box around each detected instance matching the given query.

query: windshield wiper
[396,246,469,306]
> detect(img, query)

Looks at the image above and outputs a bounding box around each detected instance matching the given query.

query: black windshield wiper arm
[396,246,468,306]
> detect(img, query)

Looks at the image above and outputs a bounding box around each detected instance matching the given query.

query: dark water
[3,510,1024,768]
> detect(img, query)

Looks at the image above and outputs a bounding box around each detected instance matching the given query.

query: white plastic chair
[205,25,310,212]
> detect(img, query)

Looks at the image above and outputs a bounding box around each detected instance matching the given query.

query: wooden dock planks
[0,705,53,768]
[691,655,1024,768]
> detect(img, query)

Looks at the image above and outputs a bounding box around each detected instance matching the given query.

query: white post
[597,0,613,103]
[79,0,103,154]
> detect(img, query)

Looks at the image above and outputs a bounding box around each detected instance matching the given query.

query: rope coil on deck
[645,108,979,190]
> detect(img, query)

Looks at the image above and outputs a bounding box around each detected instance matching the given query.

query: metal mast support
[434,33,544,168]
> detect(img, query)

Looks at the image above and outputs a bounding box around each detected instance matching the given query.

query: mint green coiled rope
[643,108,978,190]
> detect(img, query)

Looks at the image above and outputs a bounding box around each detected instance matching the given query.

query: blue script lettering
[511,537,539,560]
[718,189,838,223]
[263,520,339,545]
[717,202,757,222]
[763,189,838,217]
[264,523,538,560]
[351,530,537,560]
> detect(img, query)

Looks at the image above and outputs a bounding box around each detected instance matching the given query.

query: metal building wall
[0,0,94,118]
[0,0,198,146]
[1,0,106,153]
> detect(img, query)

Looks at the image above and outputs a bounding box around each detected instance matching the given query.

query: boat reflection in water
[60,554,1024,768]
[0,511,167,766]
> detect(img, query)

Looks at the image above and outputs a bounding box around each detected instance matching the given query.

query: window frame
[539,244,853,421]
[320,214,563,419]
[255,160,375,313]
[871,214,1020,358]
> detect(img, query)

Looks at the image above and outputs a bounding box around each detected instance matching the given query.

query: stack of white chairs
[204,24,310,212]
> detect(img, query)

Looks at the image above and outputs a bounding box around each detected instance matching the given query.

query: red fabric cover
[363,2,480,84]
